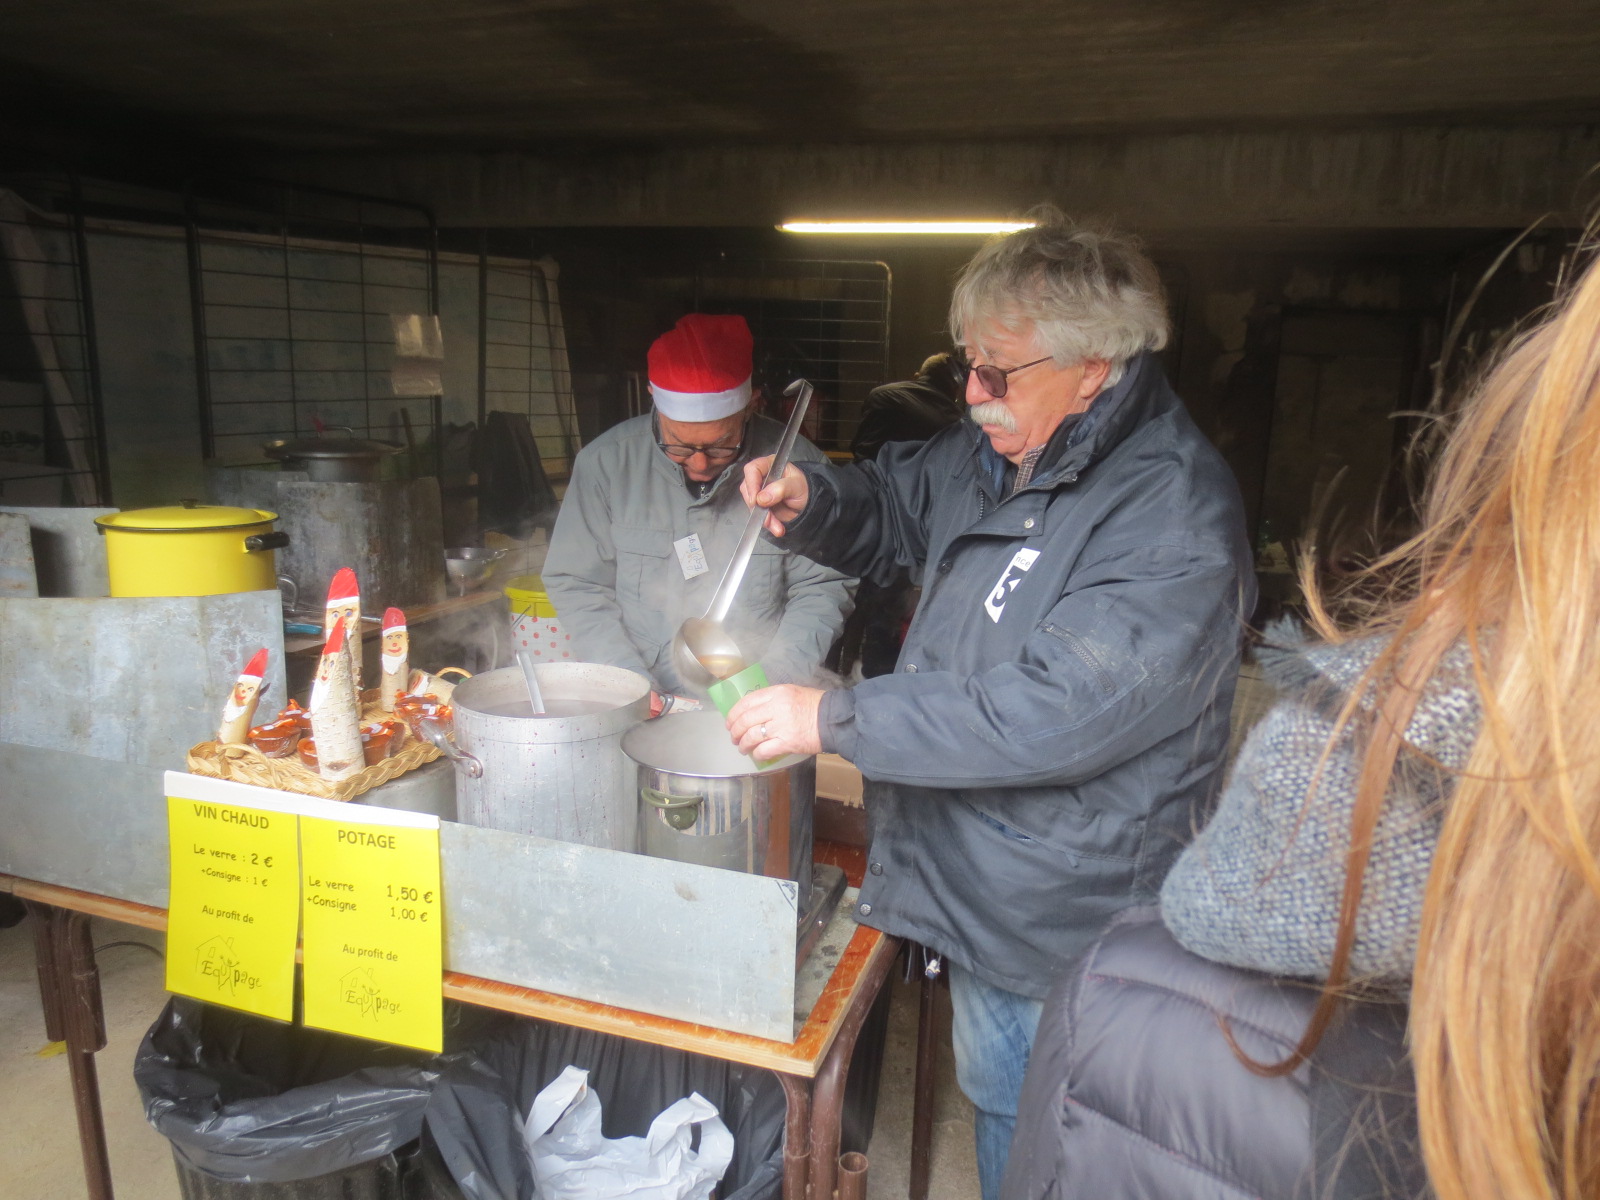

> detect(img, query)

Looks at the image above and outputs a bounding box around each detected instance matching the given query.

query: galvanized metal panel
[0,512,38,597]
[0,743,171,906]
[440,821,800,1041]
[274,478,447,613]
[0,505,115,597]
[0,746,806,1038]
[0,591,286,768]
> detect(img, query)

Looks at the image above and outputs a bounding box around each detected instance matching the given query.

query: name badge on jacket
[674,533,709,580]
[984,547,1040,623]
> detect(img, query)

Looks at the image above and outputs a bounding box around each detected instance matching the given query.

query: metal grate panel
[186,183,443,471]
[0,176,109,506]
[692,258,891,453]
[476,241,579,474]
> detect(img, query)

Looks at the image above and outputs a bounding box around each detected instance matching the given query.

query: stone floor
[0,914,978,1200]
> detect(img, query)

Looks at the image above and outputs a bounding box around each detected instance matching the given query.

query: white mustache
[968,400,1019,434]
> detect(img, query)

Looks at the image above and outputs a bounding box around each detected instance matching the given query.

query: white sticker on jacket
[674,533,709,580]
[984,547,1041,623]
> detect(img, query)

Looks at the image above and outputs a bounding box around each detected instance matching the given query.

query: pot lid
[95,502,277,532]
[264,436,403,461]
[622,709,807,776]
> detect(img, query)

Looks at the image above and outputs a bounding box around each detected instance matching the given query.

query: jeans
[948,963,1045,1200]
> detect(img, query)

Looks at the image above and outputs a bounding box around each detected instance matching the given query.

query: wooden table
[1,870,902,1200]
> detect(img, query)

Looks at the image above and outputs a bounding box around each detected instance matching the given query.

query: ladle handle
[515,646,546,715]
[706,379,813,625]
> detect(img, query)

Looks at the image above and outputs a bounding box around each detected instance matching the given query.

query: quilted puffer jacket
[1002,908,1426,1200]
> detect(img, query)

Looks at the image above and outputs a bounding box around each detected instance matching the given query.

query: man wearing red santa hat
[544,313,853,697]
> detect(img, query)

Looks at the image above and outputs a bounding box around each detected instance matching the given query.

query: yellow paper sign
[299,805,443,1052]
[164,779,303,1021]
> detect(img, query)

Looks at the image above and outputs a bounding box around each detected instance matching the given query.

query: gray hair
[948,206,1168,386]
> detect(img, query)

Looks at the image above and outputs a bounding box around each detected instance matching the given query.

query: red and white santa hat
[240,648,268,681]
[383,607,406,634]
[648,314,753,422]
[326,567,359,608]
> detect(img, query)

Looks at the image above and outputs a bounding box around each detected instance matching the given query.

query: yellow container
[95,503,286,598]
[504,574,556,619]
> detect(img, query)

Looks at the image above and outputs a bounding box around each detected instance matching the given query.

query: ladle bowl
[669,378,813,690]
[672,616,747,690]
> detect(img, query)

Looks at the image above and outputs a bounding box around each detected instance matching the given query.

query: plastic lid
[95,503,277,532]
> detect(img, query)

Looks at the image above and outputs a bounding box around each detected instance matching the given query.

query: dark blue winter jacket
[782,352,1254,995]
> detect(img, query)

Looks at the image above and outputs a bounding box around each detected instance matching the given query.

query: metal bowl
[444,546,505,594]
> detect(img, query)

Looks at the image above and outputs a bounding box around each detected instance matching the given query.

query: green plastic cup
[706,661,770,717]
[706,662,783,767]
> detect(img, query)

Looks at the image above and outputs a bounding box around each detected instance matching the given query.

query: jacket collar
[968,351,1165,497]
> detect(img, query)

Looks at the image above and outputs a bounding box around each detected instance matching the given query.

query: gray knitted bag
[1161,622,1481,984]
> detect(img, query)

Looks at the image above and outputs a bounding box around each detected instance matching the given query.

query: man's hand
[727,685,824,759]
[740,456,810,537]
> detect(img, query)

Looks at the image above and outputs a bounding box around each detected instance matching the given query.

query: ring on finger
[758,723,769,740]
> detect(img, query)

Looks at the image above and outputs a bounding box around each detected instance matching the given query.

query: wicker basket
[187,691,443,802]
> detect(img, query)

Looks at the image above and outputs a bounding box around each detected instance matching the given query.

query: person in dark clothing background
[839,353,968,676]
[849,352,968,461]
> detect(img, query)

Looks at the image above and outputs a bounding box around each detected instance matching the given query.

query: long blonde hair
[1281,247,1600,1198]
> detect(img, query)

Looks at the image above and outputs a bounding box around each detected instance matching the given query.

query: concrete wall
[267,124,1600,231]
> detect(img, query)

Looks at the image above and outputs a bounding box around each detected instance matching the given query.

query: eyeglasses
[656,422,747,464]
[658,440,742,463]
[969,355,1053,399]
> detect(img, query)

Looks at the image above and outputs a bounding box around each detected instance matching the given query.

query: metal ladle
[670,378,814,690]
[515,646,546,714]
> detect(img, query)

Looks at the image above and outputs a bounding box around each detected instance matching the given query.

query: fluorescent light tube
[778,220,1036,235]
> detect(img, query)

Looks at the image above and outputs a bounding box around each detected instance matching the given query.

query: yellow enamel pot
[95,502,289,597]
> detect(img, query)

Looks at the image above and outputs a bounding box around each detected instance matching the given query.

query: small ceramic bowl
[394,693,453,739]
[247,718,302,759]
[360,722,395,766]
[297,737,318,771]
[278,699,312,731]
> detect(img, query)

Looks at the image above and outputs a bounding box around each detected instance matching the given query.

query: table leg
[26,902,116,1200]
[908,967,939,1200]
[808,936,901,1200]
[777,1072,812,1200]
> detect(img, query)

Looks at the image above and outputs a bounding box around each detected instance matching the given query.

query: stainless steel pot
[436,662,651,851]
[621,710,814,913]
[263,433,404,483]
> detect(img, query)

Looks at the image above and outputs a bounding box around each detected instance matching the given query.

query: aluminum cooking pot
[434,662,651,852]
[263,433,404,483]
[95,501,289,598]
[622,709,815,914]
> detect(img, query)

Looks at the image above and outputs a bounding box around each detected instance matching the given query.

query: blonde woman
[1004,247,1600,1200]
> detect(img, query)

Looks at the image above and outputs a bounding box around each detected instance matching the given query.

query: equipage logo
[984,548,1041,623]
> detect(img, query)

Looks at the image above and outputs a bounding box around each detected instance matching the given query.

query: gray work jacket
[782,353,1255,996]
[543,413,854,697]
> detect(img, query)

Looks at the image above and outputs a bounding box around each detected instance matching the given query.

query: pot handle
[643,786,703,831]
[418,720,483,779]
[245,531,291,552]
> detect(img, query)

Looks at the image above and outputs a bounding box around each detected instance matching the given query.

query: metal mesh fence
[476,244,579,475]
[691,258,891,453]
[185,184,443,470]
[0,177,108,506]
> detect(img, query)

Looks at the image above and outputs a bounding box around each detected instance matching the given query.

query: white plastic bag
[523,1065,735,1200]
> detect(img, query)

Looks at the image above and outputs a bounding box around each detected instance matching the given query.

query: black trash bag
[134,996,447,1185]
[424,1014,785,1200]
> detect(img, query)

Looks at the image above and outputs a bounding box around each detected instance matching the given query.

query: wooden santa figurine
[217,648,268,744]
[379,607,409,712]
[324,567,363,691]
[310,620,364,781]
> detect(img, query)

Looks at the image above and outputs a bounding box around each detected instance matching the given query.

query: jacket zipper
[1050,625,1117,695]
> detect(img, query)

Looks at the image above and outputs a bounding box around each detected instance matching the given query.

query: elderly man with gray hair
[726,208,1254,1198]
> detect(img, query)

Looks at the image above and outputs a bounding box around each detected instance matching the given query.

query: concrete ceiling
[4,0,1600,153]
